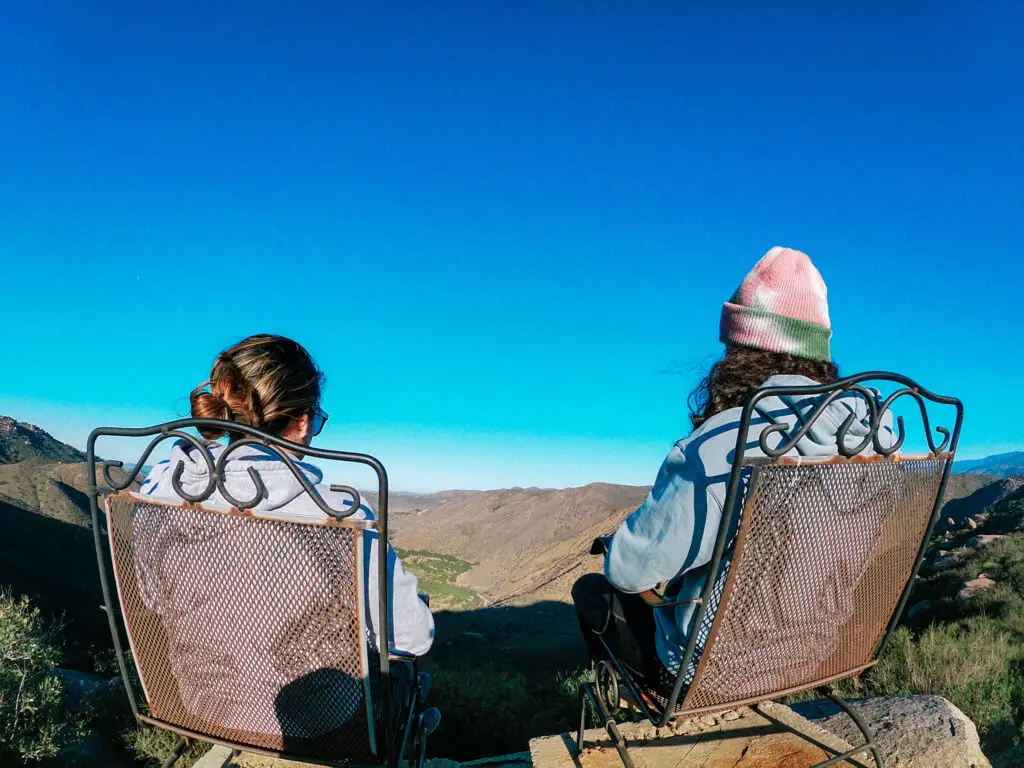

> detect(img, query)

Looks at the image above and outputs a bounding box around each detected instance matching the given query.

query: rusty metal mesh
[105,494,374,761]
[681,457,945,712]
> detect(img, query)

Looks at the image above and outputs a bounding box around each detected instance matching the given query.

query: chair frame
[575,372,964,768]
[87,418,426,768]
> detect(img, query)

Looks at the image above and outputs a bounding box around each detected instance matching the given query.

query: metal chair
[576,373,964,768]
[87,418,438,768]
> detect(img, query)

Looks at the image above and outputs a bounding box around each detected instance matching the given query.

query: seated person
[572,246,893,693]
[136,334,433,738]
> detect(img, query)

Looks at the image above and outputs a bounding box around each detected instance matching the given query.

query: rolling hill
[954,450,1024,477]
[0,415,87,464]
[0,415,135,646]
[0,461,107,526]
[390,483,647,603]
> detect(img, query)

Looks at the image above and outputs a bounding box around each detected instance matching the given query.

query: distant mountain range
[954,451,1024,478]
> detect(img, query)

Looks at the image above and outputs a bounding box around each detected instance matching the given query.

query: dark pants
[571,573,663,686]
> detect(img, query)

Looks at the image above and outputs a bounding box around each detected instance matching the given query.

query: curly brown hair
[687,345,840,430]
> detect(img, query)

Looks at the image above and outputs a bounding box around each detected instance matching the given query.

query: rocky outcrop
[967,534,1009,549]
[794,695,990,768]
[959,576,997,602]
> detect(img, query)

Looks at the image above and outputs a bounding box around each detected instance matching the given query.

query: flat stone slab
[530,702,869,768]
[192,696,990,768]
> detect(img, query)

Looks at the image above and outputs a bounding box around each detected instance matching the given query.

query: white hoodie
[138,440,434,658]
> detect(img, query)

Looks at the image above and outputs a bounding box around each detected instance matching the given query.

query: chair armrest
[590,535,612,556]
[638,588,703,608]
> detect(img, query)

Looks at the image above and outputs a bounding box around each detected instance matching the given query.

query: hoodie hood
[139,440,366,521]
[749,374,888,457]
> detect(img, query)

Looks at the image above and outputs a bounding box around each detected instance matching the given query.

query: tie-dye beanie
[719,246,832,362]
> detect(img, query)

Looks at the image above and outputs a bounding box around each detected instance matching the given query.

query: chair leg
[575,681,636,768]
[414,708,441,768]
[809,692,884,768]
[576,686,588,755]
[160,736,188,768]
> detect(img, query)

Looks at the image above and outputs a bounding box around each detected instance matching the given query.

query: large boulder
[794,695,990,768]
[959,576,997,602]
[967,535,1009,549]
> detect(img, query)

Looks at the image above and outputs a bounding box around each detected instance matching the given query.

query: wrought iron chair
[87,419,438,768]
[576,373,963,768]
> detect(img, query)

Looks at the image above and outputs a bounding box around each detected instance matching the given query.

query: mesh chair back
[105,492,376,761]
[682,455,947,712]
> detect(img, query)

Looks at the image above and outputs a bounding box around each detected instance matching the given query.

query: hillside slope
[941,475,1024,530]
[0,495,108,645]
[0,415,87,464]
[392,483,648,603]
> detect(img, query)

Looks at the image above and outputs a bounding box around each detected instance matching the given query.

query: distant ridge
[954,451,1024,478]
[0,415,87,464]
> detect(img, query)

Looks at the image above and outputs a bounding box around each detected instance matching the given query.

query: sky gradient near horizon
[2,2,1022,491]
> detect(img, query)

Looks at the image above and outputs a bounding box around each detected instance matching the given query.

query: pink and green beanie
[719,246,832,362]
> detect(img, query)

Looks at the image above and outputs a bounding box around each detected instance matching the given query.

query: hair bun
[189,387,232,440]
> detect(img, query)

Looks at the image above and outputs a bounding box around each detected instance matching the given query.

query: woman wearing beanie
[571,246,893,693]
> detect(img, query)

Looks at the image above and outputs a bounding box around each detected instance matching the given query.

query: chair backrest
[87,419,394,765]
[670,373,963,715]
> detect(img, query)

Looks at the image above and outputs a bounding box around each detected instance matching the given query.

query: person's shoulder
[138,459,172,496]
[317,485,376,521]
[681,406,744,452]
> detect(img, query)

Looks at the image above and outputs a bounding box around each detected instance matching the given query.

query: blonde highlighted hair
[190,334,324,440]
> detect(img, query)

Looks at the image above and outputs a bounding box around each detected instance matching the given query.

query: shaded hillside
[0,426,137,652]
[943,472,1002,502]
[0,460,135,526]
[941,475,1024,531]
[955,450,1024,478]
[0,415,87,464]
[0,496,108,646]
[0,459,133,651]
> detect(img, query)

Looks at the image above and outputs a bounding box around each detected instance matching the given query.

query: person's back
[572,247,893,687]
[132,334,433,734]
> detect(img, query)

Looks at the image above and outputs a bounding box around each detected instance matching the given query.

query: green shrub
[0,591,76,763]
[121,725,210,767]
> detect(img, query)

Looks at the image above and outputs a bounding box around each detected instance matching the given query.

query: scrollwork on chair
[752,373,959,460]
[93,419,362,520]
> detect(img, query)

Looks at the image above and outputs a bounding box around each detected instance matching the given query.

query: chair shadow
[275,668,371,759]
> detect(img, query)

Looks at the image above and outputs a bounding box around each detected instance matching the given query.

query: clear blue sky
[1,2,1021,491]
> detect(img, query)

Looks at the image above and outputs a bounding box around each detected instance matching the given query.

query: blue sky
[1,2,1021,491]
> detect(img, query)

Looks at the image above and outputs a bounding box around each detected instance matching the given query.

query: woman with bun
[140,334,434,658]
[133,336,433,744]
